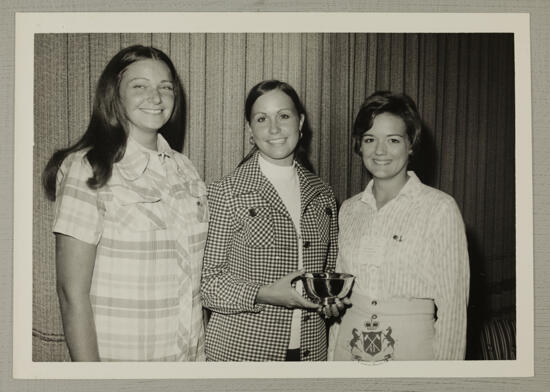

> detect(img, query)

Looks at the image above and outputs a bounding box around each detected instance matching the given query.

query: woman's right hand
[256,270,321,310]
[319,297,352,319]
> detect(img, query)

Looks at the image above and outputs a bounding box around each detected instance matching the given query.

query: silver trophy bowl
[300,272,355,305]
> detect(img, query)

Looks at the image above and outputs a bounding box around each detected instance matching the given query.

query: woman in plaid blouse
[42,46,208,361]
[201,80,341,361]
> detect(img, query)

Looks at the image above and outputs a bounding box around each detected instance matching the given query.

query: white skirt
[332,293,436,361]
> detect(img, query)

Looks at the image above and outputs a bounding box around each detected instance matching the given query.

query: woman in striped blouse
[329,91,470,361]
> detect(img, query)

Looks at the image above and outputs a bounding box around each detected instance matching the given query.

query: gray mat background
[2,1,548,391]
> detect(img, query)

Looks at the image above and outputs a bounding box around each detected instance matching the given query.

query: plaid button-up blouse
[53,135,208,361]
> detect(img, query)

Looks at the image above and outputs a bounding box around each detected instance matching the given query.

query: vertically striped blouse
[329,171,469,360]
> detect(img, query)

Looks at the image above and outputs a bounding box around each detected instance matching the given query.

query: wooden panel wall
[32,33,515,361]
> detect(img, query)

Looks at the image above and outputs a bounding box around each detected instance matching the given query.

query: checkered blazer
[201,152,339,361]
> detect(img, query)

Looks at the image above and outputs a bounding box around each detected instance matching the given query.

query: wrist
[255,284,271,305]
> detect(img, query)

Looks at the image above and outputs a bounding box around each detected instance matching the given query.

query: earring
[249,135,255,145]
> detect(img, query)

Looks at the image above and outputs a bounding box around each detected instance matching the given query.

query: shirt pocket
[236,205,275,248]
[186,180,209,223]
[110,184,166,231]
[349,234,388,296]
[384,229,423,272]
[311,200,332,244]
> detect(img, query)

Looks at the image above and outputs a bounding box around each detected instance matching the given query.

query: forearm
[255,282,291,306]
[433,304,467,359]
[432,199,470,360]
[255,284,275,305]
[254,270,321,310]
[433,273,468,359]
[58,290,100,361]
[201,181,265,314]
[201,271,264,314]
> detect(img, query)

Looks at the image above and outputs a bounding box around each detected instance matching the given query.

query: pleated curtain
[33,33,515,361]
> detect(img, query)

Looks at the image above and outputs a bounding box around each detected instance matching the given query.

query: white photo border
[13,12,533,379]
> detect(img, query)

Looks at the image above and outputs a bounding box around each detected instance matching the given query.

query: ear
[407,138,413,155]
[246,121,252,135]
[299,114,305,131]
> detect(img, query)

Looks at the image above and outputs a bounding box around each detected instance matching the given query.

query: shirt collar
[258,153,297,182]
[232,150,322,197]
[155,134,174,159]
[117,134,174,181]
[232,150,327,216]
[360,171,422,207]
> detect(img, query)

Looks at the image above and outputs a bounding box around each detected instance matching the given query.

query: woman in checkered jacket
[201,80,340,361]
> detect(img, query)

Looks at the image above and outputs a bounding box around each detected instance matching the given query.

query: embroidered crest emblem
[362,331,383,355]
[348,316,396,361]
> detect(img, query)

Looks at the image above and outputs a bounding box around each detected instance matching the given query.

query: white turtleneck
[258,154,303,350]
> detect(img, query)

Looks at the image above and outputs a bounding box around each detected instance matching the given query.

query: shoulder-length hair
[42,44,185,201]
[352,91,422,155]
[239,79,312,171]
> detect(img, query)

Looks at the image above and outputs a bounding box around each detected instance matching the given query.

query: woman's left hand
[319,297,351,319]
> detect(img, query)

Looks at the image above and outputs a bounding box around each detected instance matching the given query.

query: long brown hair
[42,45,185,200]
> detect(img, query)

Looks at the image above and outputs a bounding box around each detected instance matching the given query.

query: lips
[139,108,164,114]
[267,138,287,144]
[373,159,391,165]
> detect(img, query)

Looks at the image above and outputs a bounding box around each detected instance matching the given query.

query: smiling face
[119,59,175,144]
[248,89,305,167]
[360,112,411,183]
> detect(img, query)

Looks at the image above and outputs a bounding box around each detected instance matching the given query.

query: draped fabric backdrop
[33,33,515,361]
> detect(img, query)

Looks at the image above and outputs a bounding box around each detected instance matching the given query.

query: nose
[268,117,281,134]
[375,140,386,155]
[148,87,162,104]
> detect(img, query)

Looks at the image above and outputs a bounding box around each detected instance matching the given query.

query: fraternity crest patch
[362,330,383,355]
[348,316,395,361]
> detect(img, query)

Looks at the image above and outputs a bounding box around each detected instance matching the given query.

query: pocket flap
[111,184,161,205]
[187,180,207,198]
[235,204,272,221]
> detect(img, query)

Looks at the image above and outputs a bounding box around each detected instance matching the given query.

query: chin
[263,147,292,158]
[143,122,168,131]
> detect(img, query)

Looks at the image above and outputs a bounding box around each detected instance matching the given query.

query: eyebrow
[127,77,173,83]
[363,132,405,137]
[252,108,294,114]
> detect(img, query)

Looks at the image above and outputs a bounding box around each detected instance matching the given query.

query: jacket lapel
[232,151,327,219]
[296,164,324,216]
[232,152,291,219]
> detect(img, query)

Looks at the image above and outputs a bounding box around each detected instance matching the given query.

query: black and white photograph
[11,11,533,380]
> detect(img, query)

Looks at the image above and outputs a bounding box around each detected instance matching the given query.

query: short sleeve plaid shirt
[53,135,208,361]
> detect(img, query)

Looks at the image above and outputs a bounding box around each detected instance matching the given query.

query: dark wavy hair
[239,79,312,170]
[42,45,185,201]
[352,91,422,155]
